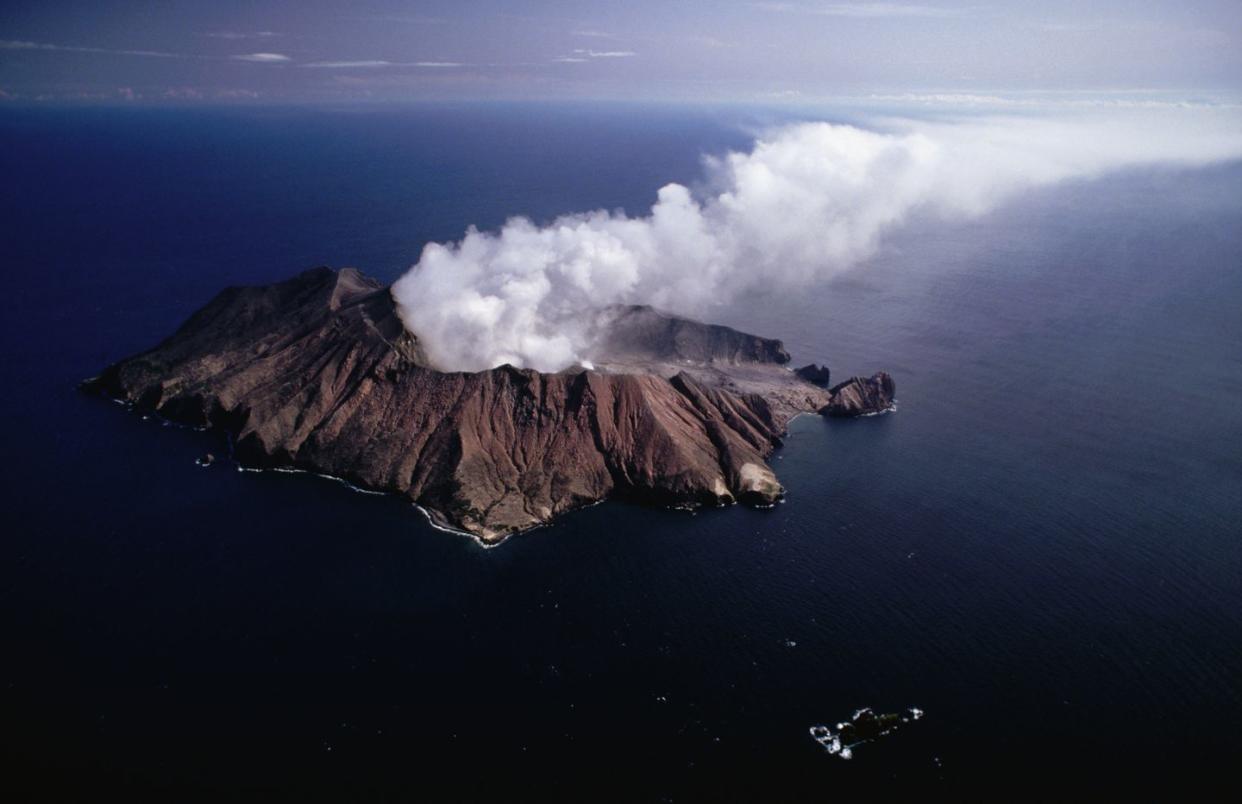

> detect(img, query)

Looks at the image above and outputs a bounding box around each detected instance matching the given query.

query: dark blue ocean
[1,104,1240,800]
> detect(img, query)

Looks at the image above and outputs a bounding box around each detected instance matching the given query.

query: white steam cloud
[393,106,1242,372]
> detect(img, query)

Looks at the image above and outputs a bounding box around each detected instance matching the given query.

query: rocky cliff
[821,372,896,417]
[85,267,892,542]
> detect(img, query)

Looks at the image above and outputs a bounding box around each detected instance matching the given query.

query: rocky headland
[84,267,894,543]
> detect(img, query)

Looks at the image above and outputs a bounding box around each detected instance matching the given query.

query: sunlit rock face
[821,372,896,417]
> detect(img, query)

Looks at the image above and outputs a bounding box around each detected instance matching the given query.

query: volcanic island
[84,267,894,543]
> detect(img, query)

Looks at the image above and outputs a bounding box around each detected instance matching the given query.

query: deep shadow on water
[1,105,1240,800]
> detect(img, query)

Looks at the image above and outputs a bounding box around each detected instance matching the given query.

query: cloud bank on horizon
[2,1,1240,102]
[392,106,1242,372]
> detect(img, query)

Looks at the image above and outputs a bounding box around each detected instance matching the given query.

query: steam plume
[392,107,1242,372]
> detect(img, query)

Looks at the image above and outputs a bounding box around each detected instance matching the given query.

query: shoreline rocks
[794,363,832,387]
[820,372,896,417]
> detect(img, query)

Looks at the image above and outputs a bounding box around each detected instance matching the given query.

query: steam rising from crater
[392,107,1242,372]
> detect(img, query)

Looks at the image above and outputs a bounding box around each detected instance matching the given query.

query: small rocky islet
[809,707,925,760]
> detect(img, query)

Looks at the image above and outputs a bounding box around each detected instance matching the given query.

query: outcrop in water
[84,267,891,542]
[820,372,896,417]
[794,363,832,387]
[809,707,924,760]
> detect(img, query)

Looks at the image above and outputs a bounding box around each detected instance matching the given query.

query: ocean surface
[1,104,1240,799]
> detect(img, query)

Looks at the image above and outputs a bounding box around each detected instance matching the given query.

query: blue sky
[2,1,1240,103]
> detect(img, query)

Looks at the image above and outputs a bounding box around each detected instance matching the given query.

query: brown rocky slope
[84,267,893,543]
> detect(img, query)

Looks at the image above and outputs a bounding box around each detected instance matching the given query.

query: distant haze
[393,105,1242,372]
[1,1,1240,103]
